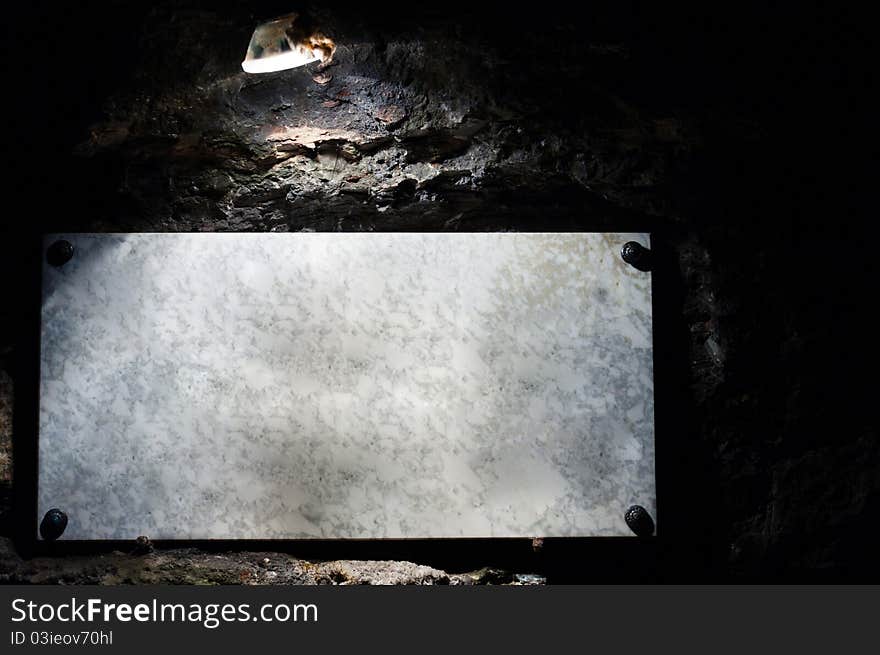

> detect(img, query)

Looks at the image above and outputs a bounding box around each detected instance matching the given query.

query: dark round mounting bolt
[47,240,74,267]
[625,505,655,537]
[621,241,652,272]
[39,508,68,541]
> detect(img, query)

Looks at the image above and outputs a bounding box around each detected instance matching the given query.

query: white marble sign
[38,233,655,539]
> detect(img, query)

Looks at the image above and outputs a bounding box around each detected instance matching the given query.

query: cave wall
[0,0,876,582]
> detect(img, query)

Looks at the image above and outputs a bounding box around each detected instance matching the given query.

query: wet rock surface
[0,1,875,581]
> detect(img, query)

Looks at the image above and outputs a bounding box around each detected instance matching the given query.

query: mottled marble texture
[38,233,654,539]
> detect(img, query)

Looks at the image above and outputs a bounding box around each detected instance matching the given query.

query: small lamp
[241,12,335,74]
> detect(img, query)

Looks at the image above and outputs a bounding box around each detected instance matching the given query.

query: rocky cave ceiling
[22,1,716,232]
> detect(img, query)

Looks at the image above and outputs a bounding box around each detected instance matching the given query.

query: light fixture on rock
[241,12,335,74]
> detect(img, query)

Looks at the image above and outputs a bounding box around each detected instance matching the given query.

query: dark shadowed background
[0,0,876,582]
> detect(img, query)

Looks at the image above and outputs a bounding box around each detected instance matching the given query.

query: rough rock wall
[53,4,698,234]
[0,1,876,582]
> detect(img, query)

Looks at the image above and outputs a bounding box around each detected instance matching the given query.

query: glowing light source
[241,13,335,74]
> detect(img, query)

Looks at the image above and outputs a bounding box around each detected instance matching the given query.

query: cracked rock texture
[60,3,698,233]
[0,538,542,585]
[0,1,876,582]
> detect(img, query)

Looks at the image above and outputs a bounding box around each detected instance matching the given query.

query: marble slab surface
[38,233,655,539]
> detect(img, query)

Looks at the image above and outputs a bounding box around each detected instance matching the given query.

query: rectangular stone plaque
[38,233,655,540]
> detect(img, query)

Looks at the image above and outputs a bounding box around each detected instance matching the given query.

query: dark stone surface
[0,537,541,585]
[0,1,875,582]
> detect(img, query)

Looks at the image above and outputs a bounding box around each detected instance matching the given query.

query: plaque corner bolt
[47,239,75,267]
[624,505,655,537]
[39,508,68,541]
[621,241,652,272]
